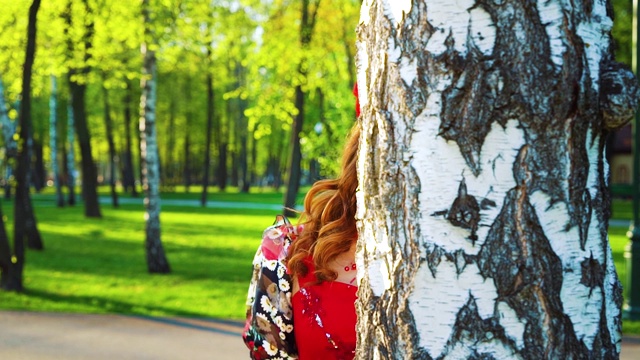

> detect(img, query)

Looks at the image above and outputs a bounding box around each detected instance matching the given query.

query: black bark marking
[399,298,434,360]
[453,249,472,275]
[440,57,501,176]
[399,0,431,117]
[478,189,590,359]
[447,178,480,244]
[480,197,497,210]
[600,62,640,130]
[426,245,445,278]
[578,189,592,251]
[442,295,514,358]
[579,252,604,294]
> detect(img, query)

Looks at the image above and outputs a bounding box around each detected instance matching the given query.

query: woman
[243,123,360,360]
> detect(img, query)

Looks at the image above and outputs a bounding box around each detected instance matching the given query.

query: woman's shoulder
[260,216,304,261]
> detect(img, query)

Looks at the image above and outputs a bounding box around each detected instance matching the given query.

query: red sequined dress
[292,257,357,360]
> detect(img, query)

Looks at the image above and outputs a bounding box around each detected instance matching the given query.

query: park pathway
[0,311,247,359]
[1,310,640,359]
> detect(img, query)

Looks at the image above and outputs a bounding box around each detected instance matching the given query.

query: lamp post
[624,0,640,321]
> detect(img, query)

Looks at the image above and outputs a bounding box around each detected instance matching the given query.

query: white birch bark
[355,1,639,359]
[140,0,169,273]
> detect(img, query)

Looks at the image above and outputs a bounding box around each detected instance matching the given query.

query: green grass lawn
[1,188,639,336]
[0,196,275,320]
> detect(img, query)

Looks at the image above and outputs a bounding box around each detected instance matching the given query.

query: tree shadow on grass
[31,227,257,284]
[22,288,210,317]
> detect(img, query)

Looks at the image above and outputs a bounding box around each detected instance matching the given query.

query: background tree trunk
[0,77,14,287]
[49,75,64,207]
[236,63,250,193]
[66,0,101,218]
[0,78,17,200]
[283,0,321,216]
[140,0,170,274]
[31,138,45,192]
[355,1,639,358]
[0,201,12,288]
[164,88,176,188]
[65,95,76,206]
[10,0,43,291]
[201,68,214,206]
[102,80,118,207]
[122,80,138,197]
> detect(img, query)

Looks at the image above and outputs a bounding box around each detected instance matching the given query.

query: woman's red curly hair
[287,124,360,282]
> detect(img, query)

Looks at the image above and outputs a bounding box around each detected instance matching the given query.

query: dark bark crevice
[477,188,595,359]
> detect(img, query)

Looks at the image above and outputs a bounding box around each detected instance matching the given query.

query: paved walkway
[1,310,639,359]
[0,311,248,360]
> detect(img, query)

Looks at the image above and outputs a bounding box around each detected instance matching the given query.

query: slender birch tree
[66,96,77,206]
[201,45,215,207]
[355,0,639,358]
[140,0,170,273]
[49,75,64,207]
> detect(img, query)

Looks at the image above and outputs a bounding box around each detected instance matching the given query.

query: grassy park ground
[0,186,638,335]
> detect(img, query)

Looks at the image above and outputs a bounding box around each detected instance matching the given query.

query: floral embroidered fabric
[243,217,301,359]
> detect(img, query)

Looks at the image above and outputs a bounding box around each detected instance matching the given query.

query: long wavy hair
[287,123,360,283]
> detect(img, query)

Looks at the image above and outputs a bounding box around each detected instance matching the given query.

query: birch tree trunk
[201,52,214,207]
[183,78,192,193]
[0,78,17,200]
[66,95,77,206]
[355,0,640,359]
[140,0,170,274]
[49,75,64,207]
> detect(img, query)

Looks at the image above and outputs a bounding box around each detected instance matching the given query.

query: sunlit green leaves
[0,0,362,187]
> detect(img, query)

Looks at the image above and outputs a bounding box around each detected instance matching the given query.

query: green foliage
[0,0,361,190]
[612,0,632,66]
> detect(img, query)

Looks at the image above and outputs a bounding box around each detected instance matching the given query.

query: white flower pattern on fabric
[265,342,279,356]
[266,227,284,242]
[265,260,278,271]
[260,295,273,313]
[279,278,290,292]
